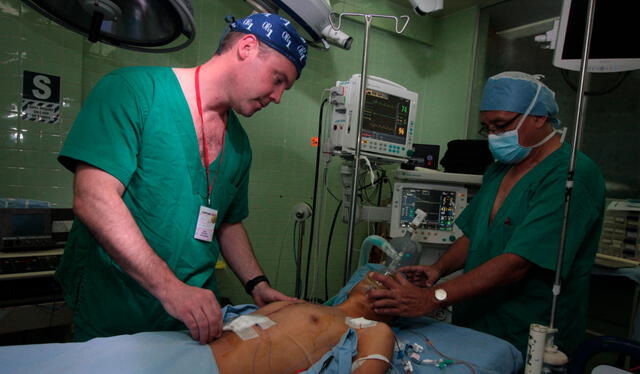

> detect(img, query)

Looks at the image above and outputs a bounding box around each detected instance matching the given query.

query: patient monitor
[327,74,418,162]
[390,183,467,245]
[391,169,482,265]
[390,169,483,244]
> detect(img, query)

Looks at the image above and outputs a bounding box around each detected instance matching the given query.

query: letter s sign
[32,75,52,100]
[23,71,60,103]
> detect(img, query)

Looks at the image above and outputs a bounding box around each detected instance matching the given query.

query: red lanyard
[195,65,226,205]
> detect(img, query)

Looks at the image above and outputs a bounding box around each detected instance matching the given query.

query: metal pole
[549,0,596,329]
[329,13,409,284]
[344,15,373,284]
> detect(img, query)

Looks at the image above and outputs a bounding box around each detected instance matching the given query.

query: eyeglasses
[477,114,521,138]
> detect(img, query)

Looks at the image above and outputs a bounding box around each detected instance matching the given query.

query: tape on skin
[351,354,390,371]
[222,314,277,341]
[345,317,378,329]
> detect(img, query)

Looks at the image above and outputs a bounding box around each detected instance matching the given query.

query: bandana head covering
[226,13,308,79]
[480,71,560,126]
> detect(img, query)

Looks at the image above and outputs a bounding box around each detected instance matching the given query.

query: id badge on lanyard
[193,65,226,243]
[195,206,218,242]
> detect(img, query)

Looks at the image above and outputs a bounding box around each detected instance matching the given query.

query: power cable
[324,200,343,301]
[303,98,329,300]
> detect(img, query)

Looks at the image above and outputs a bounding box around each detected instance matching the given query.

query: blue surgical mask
[488,126,530,164]
[488,118,560,164]
[487,83,559,164]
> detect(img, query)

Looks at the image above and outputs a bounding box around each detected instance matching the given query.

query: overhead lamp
[20,0,196,53]
[245,0,353,50]
[408,0,443,16]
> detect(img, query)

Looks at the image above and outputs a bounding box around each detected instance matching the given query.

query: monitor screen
[361,88,411,145]
[0,208,52,239]
[11,214,48,236]
[553,0,640,72]
[399,187,457,232]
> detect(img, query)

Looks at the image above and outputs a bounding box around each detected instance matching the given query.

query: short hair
[215,31,274,57]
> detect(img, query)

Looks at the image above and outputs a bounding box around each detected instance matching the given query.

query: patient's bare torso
[209,301,352,374]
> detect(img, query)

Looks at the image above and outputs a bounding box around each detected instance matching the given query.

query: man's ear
[534,115,549,129]
[236,34,260,61]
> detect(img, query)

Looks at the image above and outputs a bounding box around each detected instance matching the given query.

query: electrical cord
[324,200,343,301]
[364,169,386,205]
[303,97,329,300]
[359,171,376,205]
[293,220,301,298]
[357,170,386,191]
[273,219,293,289]
[358,168,389,205]
[327,186,339,201]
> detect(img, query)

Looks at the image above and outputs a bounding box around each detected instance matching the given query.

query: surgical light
[19,0,196,53]
[407,0,443,16]
[244,0,353,50]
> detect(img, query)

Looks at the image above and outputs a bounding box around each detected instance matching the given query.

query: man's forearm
[435,253,532,308]
[73,165,180,298]
[217,222,264,284]
[433,236,470,277]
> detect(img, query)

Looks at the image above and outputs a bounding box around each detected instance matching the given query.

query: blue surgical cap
[480,72,560,126]
[227,13,308,78]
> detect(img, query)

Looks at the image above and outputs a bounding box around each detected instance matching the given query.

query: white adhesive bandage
[351,354,390,371]
[222,314,277,341]
[345,317,378,329]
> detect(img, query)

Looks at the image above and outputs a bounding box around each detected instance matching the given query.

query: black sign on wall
[21,71,61,124]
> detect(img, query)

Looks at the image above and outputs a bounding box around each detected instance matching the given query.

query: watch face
[435,288,447,301]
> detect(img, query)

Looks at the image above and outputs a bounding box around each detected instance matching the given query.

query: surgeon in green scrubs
[56,14,307,344]
[366,72,606,359]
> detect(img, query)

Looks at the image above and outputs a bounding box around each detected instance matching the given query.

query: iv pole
[328,12,410,284]
[550,0,595,329]
[525,0,596,372]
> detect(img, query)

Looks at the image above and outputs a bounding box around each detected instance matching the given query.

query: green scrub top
[56,66,252,340]
[453,143,605,358]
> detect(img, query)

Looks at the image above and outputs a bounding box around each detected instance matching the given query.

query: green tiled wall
[0,0,479,304]
[0,1,82,204]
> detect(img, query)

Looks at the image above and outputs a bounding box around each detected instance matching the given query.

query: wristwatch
[244,275,270,295]
[434,288,448,302]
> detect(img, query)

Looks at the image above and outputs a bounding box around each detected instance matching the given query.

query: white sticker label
[194,206,218,242]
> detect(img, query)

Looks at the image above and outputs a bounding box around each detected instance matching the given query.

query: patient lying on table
[211,274,394,374]
[0,268,524,374]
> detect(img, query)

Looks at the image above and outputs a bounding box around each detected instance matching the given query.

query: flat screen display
[361,88,411,145]
[11,214,48,237]
[399,188,457,232]
[562,1,638,59]
[554,0,640,72]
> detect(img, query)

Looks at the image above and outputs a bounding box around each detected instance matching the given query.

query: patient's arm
[211,279,396,374]
[353,323,395,374]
